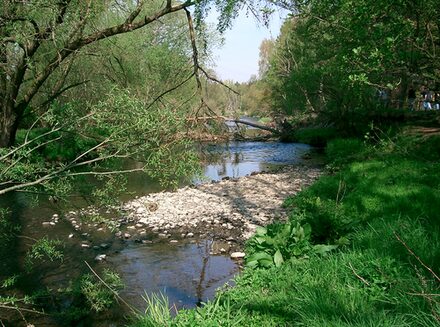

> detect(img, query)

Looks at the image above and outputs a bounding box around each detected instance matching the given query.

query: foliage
[0,208,19,243]
[325,138,369,167]
[79,269,124,313]
[246,222,337,268]
[24,236,63,272]
[264,0,439,129]
[132,293,173,327]
[0,87,201,200]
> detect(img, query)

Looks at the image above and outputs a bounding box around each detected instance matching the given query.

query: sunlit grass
[132,133,440,326]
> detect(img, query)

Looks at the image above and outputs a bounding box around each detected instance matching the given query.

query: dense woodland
[1,0,440,325]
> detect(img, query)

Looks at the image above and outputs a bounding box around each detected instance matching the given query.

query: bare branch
[199,67,240,95]
[394,232,440,283]
[145,72,195,111]
[348,262,371,286]
[185,8,202,93]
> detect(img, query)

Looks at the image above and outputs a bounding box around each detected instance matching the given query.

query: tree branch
[17,0,195,110]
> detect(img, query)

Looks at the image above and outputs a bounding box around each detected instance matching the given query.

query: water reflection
[202,141,311,181]
[111,240,238,313]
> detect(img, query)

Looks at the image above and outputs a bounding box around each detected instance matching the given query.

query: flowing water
[0,141,317,326]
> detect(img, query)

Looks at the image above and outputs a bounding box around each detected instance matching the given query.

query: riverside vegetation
[1,0,439,325]
[132,127,440,326]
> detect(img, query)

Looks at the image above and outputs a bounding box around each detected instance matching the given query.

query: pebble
[95,254,106,261]
[68,233,74,238]
[170,240,178,243]
[81,243,91,248]
[123,233,131,239]
[230,252,246,259]
[186,232,194,238]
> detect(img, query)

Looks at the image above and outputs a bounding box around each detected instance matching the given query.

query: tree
[258,38,274,78]
[265,0,439,127]
[0,0,194,148]
[0,0,282,196]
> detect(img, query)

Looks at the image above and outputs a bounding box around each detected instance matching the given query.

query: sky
[206,9,287,83]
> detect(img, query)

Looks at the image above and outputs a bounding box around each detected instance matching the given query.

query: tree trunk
[231,119,280,134]
[0,101,18,148]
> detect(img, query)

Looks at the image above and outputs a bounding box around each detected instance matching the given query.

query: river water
[0,141,314,326]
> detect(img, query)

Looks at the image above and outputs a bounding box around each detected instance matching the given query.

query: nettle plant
[246,220,338,269]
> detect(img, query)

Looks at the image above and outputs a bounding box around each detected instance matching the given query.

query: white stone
[95,254,106,261]
[230,252,246,259]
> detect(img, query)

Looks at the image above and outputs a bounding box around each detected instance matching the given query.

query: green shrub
[293,127,338,147]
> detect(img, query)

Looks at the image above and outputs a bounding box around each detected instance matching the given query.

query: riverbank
[133,130,440,326]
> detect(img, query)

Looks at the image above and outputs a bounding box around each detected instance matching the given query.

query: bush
[293,127,338,147]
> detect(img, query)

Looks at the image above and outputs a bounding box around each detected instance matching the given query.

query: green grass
[132,132,440,326]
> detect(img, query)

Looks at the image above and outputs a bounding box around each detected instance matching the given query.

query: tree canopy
[264,0,439,127]
[0,0,277,196]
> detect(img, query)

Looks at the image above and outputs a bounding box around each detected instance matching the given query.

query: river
[0,141,317,326]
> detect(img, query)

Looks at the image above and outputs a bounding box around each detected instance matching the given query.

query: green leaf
[259,258,274,268]
[246,252,273,262]
[303,223,312,239]
[273,250,284,267]
[255,227,267,236]
[313,244,339,255]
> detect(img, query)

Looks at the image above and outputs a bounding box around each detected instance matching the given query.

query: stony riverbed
[55,164,321,257]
